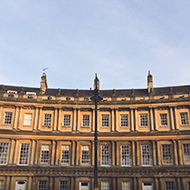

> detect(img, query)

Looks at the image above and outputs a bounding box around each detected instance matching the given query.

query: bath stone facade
[0,71,190,190]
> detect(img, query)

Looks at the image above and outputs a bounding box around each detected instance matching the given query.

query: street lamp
[90,74,102,190]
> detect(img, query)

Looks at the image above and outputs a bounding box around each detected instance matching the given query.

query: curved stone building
[0,71,190,190]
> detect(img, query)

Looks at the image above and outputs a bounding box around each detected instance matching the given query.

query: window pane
[60,181,68,190]
[162,145,173,164]
[81,146,90,164]
[121,145,130,166]
[160,114,168,126]
[183,144,190,164]
[4,112,12,124]
[101,181,109,190]
[61,145,70,164]
[165,182,174,190]
[38,181,47,190]
[40,145,50,164]
[0,143,9,165]
[23,113,32,125]
[142,145,151,166]
[0,180,4,190]
[19,144,30,165]
[180,112,189,125]
[101,145,110,166]
[82,115,90,127]
[122,181,131,190]
[63,115,71,126]
[102,115,109,127]
[140,114,148,127]
[187,182,190,190]
[121,115,128,127]
[43,114,52,126]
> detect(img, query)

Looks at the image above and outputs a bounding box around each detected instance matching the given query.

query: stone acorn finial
[113,89,116,96]
[147,70,153,94]
[19,86,24,94]
[76,89,79,96]
[131,88,135,96]
[1,84,4,91]
[56,88,61,97]
[169,87,173,94]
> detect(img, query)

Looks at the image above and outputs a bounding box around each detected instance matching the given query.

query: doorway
[142,182,153,190]
[79,182,90,190]
[15,181,26,190]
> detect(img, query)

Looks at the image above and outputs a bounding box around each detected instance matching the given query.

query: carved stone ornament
[62,107,73,111]
[23,106,35,110]
[3,104,15,109]
[100,108,111,112]
[118,108,130,111]
[137,107,149,111]
[80,108,92,112]
[176,105,189,109]
[42,107,54,111]
[156,107,169,110]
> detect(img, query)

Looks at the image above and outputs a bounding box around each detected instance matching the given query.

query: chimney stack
[94,74,99,90]
[147,70,153,93]
[40,72,48,94]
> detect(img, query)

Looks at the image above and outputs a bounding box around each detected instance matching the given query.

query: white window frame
[141,145,152,166]
[3,112,13,124]
[23,113,32,126]
[82,115,90,127]
[183,144,190,164]
[162,144,173,165]
[40,145,50,164]
[38,180,47,190]
[59,181,68,190]
[60,145,70,165]
[101,145,110,166]
[43,114,52,126]
[63,115,71,127]
[81,145,90,164]
[122,181,131,190]
[120,114,128,127]
[0,143,9,165]
[121,145,130,166]
[102,115,109,127]
[101,181,110,190]
[140,114,148,127]
[18,144,30,165]
[165,181,174,190]
[160,113,168,126]
[180,112,189,125]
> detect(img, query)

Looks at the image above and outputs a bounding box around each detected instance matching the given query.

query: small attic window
[66,97,70,101]
[28,96,33,99]
[103,98,107,101]
[179,95,184,98]
[121,98,126,101]
[140,97,145,100]
[159,96,164,99]
[84,98,89,101]
[7,90,17,94]
[8,94,14,98]
[47,96,52,100]
[26,92,36,95]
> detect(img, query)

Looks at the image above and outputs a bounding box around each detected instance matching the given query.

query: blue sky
[0,0,190,90]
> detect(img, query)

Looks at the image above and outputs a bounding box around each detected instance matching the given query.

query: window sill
[42,125,51,128]
[62,126,71,127]
[81,126,90,128]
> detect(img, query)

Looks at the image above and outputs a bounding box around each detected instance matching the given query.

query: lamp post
[91,74,102,190]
